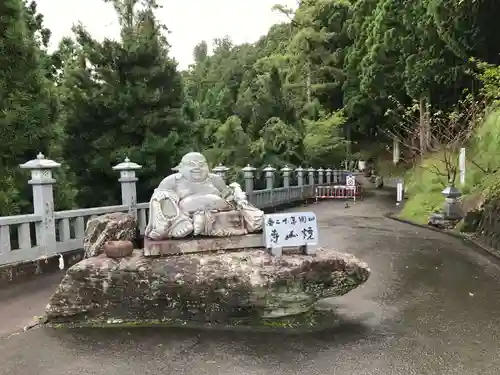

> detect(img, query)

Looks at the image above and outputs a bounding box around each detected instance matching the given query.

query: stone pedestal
[44,248,370,327]
[143,234,263,256]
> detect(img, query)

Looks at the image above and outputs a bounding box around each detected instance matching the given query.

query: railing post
[263,165,276,207]
[325,168,332,184]
[213,164,229,182]
[296,167,304,186]
[281,165,292,188]
[263,165,276,190]
[333,169,339,184]
[317,168,325,185]
[241,164,255,195]
[20,153,60,256]
[307,167,316,199]
[307,167,315,185]
[296,166,305,200]
[112,157,142,218]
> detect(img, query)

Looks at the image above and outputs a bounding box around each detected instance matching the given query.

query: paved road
[2,195,500,375]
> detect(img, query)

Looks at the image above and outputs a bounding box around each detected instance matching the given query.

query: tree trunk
[419,96,425,159]
[424,97,431,150]
[306,58,312,104]
[393,137,400,165]
[418,96,431,157]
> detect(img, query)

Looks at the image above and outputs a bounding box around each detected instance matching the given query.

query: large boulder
[84,212,138,258]
[44,248,370,327]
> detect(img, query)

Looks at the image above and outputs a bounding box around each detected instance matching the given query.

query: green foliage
[204,115,252,167]
[60,2,189,207]
[468,109,500,197]
[2,0,500,215]
[399,155,449,224]
[0,0,58,215]
[400,108,500,223]
[303,110,348,166]
[473,60,500,103]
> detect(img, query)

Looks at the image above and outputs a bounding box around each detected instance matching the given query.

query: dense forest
[1,0,500,215]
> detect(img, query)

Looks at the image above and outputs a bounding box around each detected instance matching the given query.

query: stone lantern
[428,185,462,228]
[212,164,230,181]
[112,157,142,217]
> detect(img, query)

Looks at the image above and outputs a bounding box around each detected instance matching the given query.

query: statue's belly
[179,194,232,213]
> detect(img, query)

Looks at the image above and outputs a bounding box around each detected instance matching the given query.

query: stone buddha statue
[145,152,264,239]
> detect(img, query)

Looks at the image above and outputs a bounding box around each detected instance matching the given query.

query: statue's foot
[193,212,208,236]
[169,219,194,238]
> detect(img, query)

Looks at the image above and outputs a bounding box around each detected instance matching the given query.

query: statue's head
[178,152,209,182]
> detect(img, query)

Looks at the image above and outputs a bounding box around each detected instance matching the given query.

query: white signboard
[396,181,404,206]
[459,147,466,186]
[263,212,318,255]
[346,175,355,187]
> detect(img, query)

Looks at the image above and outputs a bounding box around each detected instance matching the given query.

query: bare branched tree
[383,95,488,186]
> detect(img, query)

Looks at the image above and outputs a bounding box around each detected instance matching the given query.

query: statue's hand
[228,182,248,206]
[152,189,180,218]
[236,198,248,207]
[160,197,179,218]
[221,187,234,202]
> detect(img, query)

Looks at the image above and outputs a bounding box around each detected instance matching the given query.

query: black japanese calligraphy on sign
[301,226,315,240]
[299,216,307,223]
[267,218,275,227]
[308,216,315,222]
[284,230,298,241]
[290,216,296,225]
[270,229,279,243]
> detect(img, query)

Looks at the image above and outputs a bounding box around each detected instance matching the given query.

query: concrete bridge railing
[0,154,352,266]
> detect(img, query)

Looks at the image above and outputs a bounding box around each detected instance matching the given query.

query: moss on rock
[44,248,370,328]
[45,309,342,333]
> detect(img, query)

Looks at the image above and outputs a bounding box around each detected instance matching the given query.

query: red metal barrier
[315,184,363,201]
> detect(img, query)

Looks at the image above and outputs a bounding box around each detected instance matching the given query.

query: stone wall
[476,199,500,250]
[0,249,84,287]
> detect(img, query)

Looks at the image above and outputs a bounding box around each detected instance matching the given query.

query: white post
[396,180,404,206]
[112,157,142,218]
[20,153,60,258]
[393,138,400,165]
[459,147,466,186]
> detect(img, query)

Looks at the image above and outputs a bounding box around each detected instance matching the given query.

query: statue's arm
[146,175,194,239]
[209,174,227,192]
[209,173,237,202]
[156,175,179,199]
[209,173,248,204]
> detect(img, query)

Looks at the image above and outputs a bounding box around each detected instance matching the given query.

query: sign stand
[346,174,356,203]
[270,247,282,257]
[263,212,319,256]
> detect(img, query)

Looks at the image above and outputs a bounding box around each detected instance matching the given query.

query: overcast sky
[36,0,297,69]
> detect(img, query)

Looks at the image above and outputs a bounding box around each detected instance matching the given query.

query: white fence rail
[0,154,353,266]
